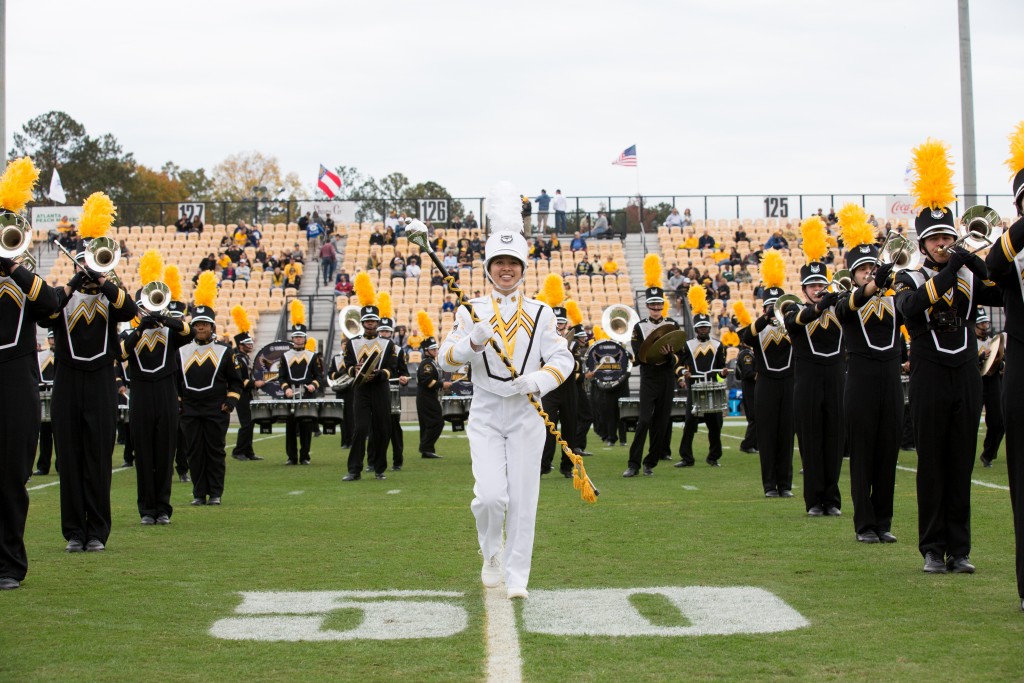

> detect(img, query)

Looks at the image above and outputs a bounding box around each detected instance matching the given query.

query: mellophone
[251,398,346,435]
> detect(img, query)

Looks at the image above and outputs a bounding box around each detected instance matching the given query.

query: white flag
[49,169,66,204]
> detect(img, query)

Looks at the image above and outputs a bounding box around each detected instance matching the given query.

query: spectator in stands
[385,211,400,231]
[826,207,838,225]
[284,258,302,288]
[324,213,335,238]
[440,248,456,271]
[270,266,286,291]
[868,214,879,228]
[320,239,338,285]
[119,239,132,265]
[721,265,735,282]
[667,267,685,292]
[603,256,619,277]
[727,246,742,266]
[753,282,765,299]
[764,230,789,250]
[190,215,204,233]
[465,212,478,230]
[442,296,455,313]
[383,225,397,246]
[458,254,472,271]
[175,215,190,233]
[431,234,447,253]
[456,234,471,255]
[221,260,237,282]
[703,277,715,301]
[390,251,407,279]
[570,232,587,252]
[236,260,251,282]
[469,231,483,258]
[334,272,353,298]
[553,189,568,234]
[745,250,762,265]
[535,189,551,232]
[735,263,752,284]
[369,226,385,246]
[226,243,243,264]
[581,212,609,239]
[199,252,218,273]
[306,215,324,254]
[431,269,444,287]
[673,281,689,313]
[450,215,463,232]
[394,325,408,349]
[521,195,533,234]
[234,222,250,246]
[249,224,262,247]
[576,258,594,276]
[366,250,382,272]
[682,209,694,227]
[219,235,232,249]
[735,226,750,244]
[698,230,716,250]
[665,208,684,227]
[406,259,421,279]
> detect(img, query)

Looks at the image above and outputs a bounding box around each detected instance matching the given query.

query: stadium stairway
[623,233,652,306]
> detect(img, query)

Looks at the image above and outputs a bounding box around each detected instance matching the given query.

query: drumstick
[407,225,598,502]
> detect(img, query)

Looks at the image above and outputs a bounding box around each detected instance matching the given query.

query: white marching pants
[467,389,545,591]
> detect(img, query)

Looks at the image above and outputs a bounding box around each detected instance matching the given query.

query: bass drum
[586,340,631,390]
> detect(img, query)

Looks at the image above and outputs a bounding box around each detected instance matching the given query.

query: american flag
[317,164,343,198]
[612,145,637,167]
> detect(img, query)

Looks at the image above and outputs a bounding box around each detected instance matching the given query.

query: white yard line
[483,587,523,683]
[896,464,1009,491]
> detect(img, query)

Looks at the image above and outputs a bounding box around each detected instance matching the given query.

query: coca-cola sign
[886,195,917,221]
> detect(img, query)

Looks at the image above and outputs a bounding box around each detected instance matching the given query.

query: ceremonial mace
[406,221,598,502]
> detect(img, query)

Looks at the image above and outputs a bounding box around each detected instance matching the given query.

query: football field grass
[3,422,1022,682]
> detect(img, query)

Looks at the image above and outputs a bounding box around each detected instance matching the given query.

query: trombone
[939,205,1003,255]
[827,269,852,294]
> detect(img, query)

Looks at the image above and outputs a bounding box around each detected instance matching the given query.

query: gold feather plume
[378,292,393,320]
[687,282,710,316]
[416,310,436,338]
[721,330,740,347]
[643,254,663,288]
[230,305,252,334]
[761,250,786,289]
[0,157,39,213]
[538,274,565,307]
[289,298,305,327]
[800,216,828,263]
[1006,121,1024,178]
[194,271,217,309]
[306,338,317,352]
[138,249,164,286]
[732,300,753,328]
[164,264,182,301]
[593,324,608,341]
[78,192,117,239]
[566,300,583,327]
[837,203,875,250]
[354,272,376,307]
[910,138,956,211]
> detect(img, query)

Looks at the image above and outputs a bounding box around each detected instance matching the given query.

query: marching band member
[377,293,408,471]
[624,255,681,478]
[179,271,243,506]
[343,273,398,481]
[229,306,261,462]
[415,311,445,459]
[591,325,629,447]
[44,192,138,553]
[326,336,356,449]
[894,138,1002,574]
[567,302,594,456]
[164,265,192,482]
[738,251,796,498]
[984,122,1024,608]
[438,214,574,599]
[834,204,902,543]
[974,308,1004,468]
[120,251,193,525]
[0,157,60,589]
[280,300,322,466]
[34,330,56,476]
[781,217,845,517]
[675,285,727,468]
[735,335,758,454]
[540,304,576,476]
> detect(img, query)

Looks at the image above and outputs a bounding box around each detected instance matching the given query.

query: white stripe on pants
[467,389,545,591]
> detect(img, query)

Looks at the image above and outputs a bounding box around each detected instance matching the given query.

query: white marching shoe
[481,553,503,588]
[507,587,529,600]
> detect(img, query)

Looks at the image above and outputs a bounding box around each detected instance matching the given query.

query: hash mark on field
[386,490,401,495]
[289,491,304,496]
[27,464,131,492]
[484,587,523,683]
[682,485,699,491]
[896,465,1009,491]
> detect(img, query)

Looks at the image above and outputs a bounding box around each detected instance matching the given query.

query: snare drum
[269,400,292,421]
[293,399,320,421]
[618,398,639,432]
[390,386,401,415]
[690,381,728,416]
[671,397,688,422]
[39,388,52,423]
[902,375,910,406]
[442,396,471,431]
[250,399,275,434]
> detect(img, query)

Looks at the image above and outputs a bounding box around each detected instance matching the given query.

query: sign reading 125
[763,196,789,218]
[418,199,449,223]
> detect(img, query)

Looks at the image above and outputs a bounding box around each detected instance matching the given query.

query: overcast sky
[9,1,1024,208]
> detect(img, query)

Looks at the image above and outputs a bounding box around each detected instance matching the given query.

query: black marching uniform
[976,325,1005,466]
[571,329,594,453]
[985,209,1024,600]
[388,343,409,469]
[231,340,257,460]
[626,288,681,476]
[280,345,324,465]
[896,231,1002,565]
[784,269,846,514]
[35,342,56,474]
[835,245,903,539]
[326,344,356,448]
[120,314,193,520]
[736,344,758,452]
[416,344,445,457]
[344,326,398,479]
[541,330,578,476]
[0,263,59,583]
[178,329,243,503]
[739,287,795,496]
[676,334,727,466]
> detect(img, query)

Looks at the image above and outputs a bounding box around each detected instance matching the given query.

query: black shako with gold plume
[838,203,878,272]
[643,253,665,304]
[799,216,829,286]
[1006,121,1024,215]
[289,299,307,337]
[354,271,379,322]
[760,249,786,305]
[191,271,218,325]
[231,305,253,346]
[688,282,711,329]
[909,138,958,240]
[416,310,438,350]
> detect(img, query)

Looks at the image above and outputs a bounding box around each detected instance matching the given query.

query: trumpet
[827,269,853,294]
[939,205,1003,255]
[139,281,171,313]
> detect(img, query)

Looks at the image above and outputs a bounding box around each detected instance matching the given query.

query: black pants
[678,404,723,465]
[53,363,116,545]
[181,411,230,499]
[574,382,593,451]
[175,423,189,476]
[756,374,795,494]
[390,413,404,467]
[130,379,179,518]
[980,374,1004,463]
[795,362,844,511]
[542,384,576,474]
[233,393,255,458]
[590,384,607,442]
[285,415,314,463]
[36,423,54,474]
[417,391,443,454]
[628,370,676,471]
[846,356,901,535]
[0,355,39,581]
[740,379,757,451]
[910,358,982,559]
[121,414,134,465]
[348,383,391,475]
[599,384,628,444]
[340,386,354,448]
[901,403,916,450]
[1003,337,1024,600]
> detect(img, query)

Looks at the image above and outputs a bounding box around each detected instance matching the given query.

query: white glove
[511,375,540,396]
[470,321,494,347]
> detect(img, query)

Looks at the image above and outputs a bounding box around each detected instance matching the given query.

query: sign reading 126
[763,196,789,218]
[418,199,449,223]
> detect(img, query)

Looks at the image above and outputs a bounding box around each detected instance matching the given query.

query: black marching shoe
[740,447,758,454]
[421,452,442,459]
[923,552,947,574]
[33,469,48,476]
[706,458,720,467]
[947,556,976,574]
[156,514,171,525]
[807,505,825,517]
[622,468,638,478]
[300,459,310,466]
[561,471,573,479]
[232,454,249,461]
[247,455,264,461]
[674,460,694,468]
[980,456,993,468]
[856,530,880,543]
[342,473,360,482]
[660,454,673,461]
[765,490,781,498]
[285,460,297,466]
[178,473,191,483]
[780,490,794,498]
[391,466,402,472]
[878,531,897,543]
[0,577,20,590]
[191,497,206,506]
[374,472,387,481]
[65,539,84,553]
[642,466,654,477]
[826,506,842,517]
[208,497,222,506]
[85,539,105,552]
[140,515,156,526]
